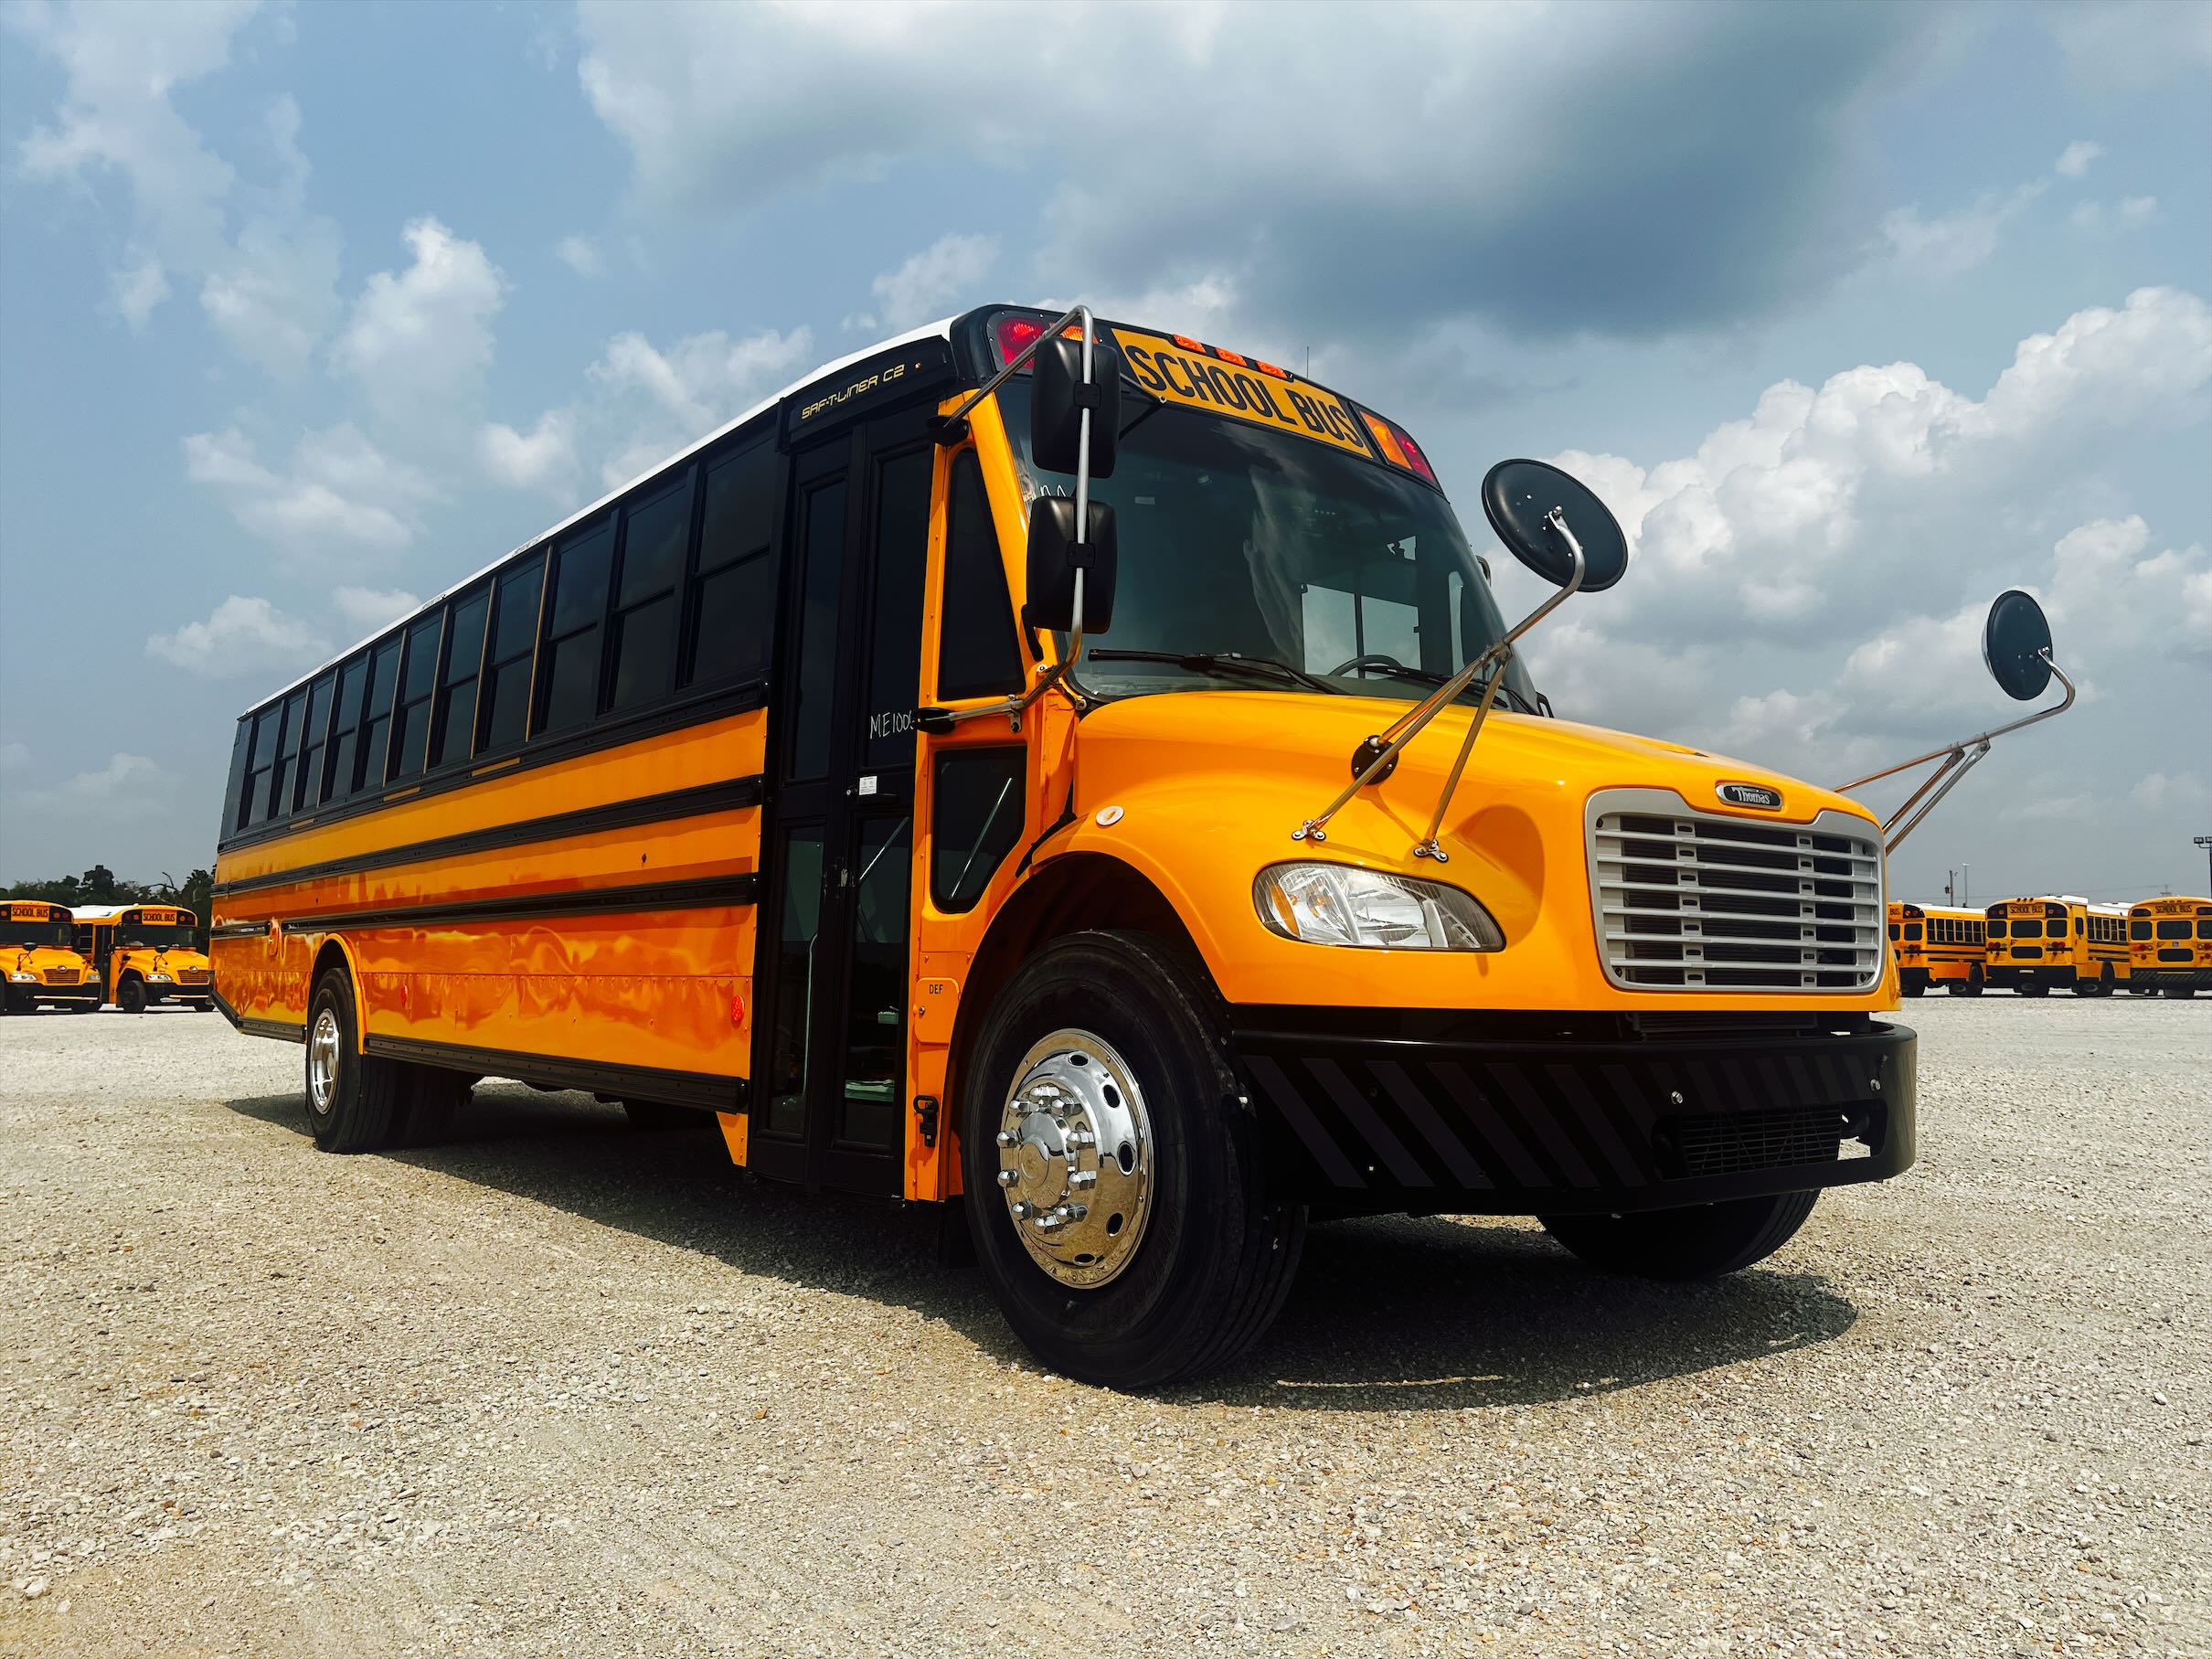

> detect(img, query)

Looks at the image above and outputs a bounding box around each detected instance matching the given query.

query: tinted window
[2156,920,2190,939]
[2197,920,2212,941]
[325,654,367,803]
[937,450,1024,699]
[2131,920,2150,940]
[240,707,279,827]
[1904,923,1922,941]
[388,612,444,782]
[863,448,931,772]
[221,719,250,835]
[607,472,693,714]
[537,522,612,737]
[931,747,1026,912]
[433,586,489,768]
[354,637,400,792]
[268,689,306,817]
[294,671,335,811]
[686,441,777,686]
[788,479,845,780]
[477,554,544,753]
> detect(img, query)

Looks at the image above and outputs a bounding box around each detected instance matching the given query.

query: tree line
[5,866,215,947]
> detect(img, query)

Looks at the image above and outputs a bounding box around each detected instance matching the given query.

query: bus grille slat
[1590,801,1885,994]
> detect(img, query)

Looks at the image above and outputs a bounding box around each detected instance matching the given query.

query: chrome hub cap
[996,1028,1153,1289]
[308,1007,342,1116]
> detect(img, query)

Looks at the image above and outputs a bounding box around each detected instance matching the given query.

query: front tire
[118,978,147,1016]
[962,931,1305,1390]
[304,969,403,1153]
[1539,1191,1819,1281]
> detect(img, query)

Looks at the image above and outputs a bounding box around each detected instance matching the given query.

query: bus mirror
[1026,497,1118,633]
[1030,335,1122,479]
[1982,589,2054,701]
[1479,459,1628,593]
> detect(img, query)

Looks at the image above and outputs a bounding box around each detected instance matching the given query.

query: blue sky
[1,0,2207,904]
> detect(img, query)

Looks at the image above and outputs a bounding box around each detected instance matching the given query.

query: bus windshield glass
[998,380,1537,710]
[3,919,70,951]
[120,920,195,950]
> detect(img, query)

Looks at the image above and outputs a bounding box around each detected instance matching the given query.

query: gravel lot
[3,996,2207,1657]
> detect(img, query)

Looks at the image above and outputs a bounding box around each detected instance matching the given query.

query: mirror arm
[1294,510,1586,845]
[1836,652,2076,853]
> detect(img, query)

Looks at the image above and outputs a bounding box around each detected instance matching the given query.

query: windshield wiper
[1346,659,1541,715]
[1085,650,1344,696]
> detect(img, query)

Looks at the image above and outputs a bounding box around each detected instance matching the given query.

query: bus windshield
[3,919,71,951]
[999,381,1537,710]
[120,920,195,950]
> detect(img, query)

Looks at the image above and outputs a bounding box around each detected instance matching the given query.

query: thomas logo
[1717,782,1783,810]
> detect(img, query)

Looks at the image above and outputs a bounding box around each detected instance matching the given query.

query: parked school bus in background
[1,900,100,1013]
[1886,901,1987,997]
[1983,896,2129,996]
[211,303,2077,1388]
[73,904,214,1014]
[2129,896,2211,997]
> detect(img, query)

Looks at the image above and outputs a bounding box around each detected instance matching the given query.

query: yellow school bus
[0,899,101,1013]
[210,303,2086,1387]
[72,904,215,1014]
[1887,900,1987,996]
[2128,896,2212,996]
[1983,896,2129,995]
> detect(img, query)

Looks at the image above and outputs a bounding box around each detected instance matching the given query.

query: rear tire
[118,978,147,1016]
[393,1068,473,1145]
[1901,972,1924,998]
[2018,980,2050,997]
[1539,1191,1819,1281]
[962,931,1305,1390]
[304,969,402,1153]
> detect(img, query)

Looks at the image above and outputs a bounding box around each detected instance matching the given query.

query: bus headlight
[1254,862,1505,952]
[6,972,34,983]
[147,973,173,983]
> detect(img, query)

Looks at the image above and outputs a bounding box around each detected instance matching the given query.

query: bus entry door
[752,412,933,1195]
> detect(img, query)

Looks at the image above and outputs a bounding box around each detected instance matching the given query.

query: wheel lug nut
[1069,1169,1097,1189]
[994,1130,1016,1147]
[996,1169,1017,1187]
[1009,1201,1032,1218]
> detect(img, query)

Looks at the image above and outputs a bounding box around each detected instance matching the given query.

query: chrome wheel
[994,1027,1154,1289]
[308,1007,342,1117]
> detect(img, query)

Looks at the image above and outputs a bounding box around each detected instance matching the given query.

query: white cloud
[582,323,813,485]
[2054,140,2102,178]
[332,587,420,632]
[19,753,179,821]
[333,217,507,425]
[183,424,428,553]
[861,232,998,332]
[2130,771,2210,815]
[109,257,170,330]
[1880,182,2045,278]
[2070,196,2158,233]
[146,595,328,677]
[555,234,603,277]
[480,411,579,492]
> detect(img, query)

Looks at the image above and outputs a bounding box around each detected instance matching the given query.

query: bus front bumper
[1233,1013,1916,1216]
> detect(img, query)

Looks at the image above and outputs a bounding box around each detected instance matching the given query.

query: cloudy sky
[1,0,2207,904]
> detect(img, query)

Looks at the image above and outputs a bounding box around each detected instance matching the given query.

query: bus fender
[305,933,371,1052]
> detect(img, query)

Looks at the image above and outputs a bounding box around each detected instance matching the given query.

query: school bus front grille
[1590,798,1884,993]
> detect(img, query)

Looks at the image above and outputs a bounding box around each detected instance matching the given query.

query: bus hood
[1048,688,1888,1011]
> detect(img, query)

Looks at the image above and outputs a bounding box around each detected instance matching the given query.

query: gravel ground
[3,995,2206,1657]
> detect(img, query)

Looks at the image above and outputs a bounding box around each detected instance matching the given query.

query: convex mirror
[1982,589,2055,702]
[1030,334,1123,478]
[1026,497,1118,633]
[1479,459,1628,593]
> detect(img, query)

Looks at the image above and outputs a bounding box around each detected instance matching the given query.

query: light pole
[2195,835,2210,892]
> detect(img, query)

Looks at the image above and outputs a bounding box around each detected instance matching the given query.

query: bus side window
[294,670,335,812]
[268,687,307,818]
[478,554,546,754]
[240,706,281,827]
[937,450,1026,700]
[351,636,401,793]
[431,585,489,769]
[537,520,613,738]
[324,653,367,803]
[931,748,1026,913]
[388,612,445,782]
[606,470,694,715]
[221,718,250,835]
[686,441,777,688]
